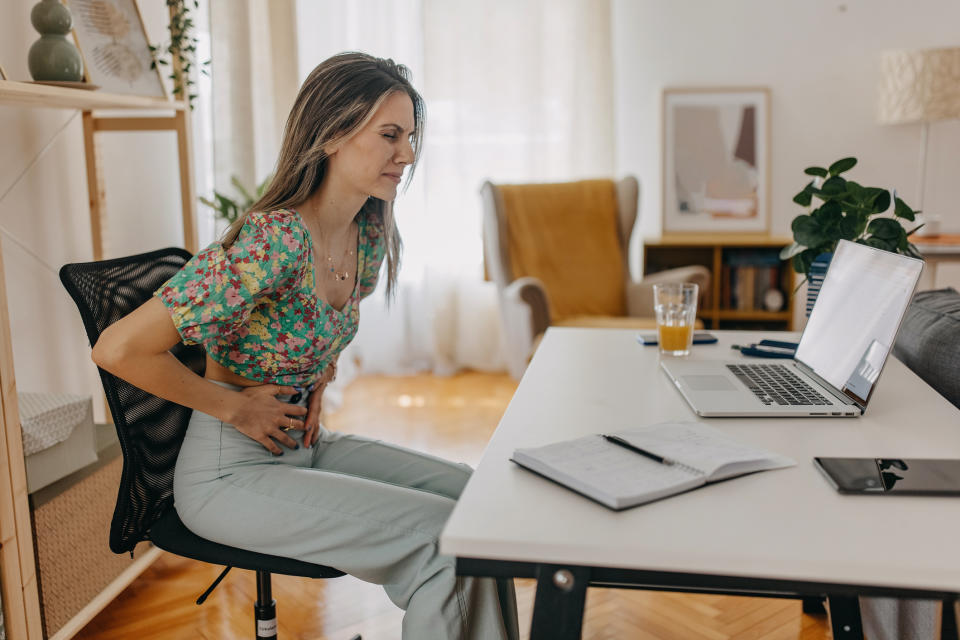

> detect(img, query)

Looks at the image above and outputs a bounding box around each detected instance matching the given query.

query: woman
[92,52,518,640]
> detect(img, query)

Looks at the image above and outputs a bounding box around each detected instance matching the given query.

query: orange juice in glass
[653,283,699,356]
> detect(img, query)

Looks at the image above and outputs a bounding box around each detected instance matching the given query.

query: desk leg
[530,564,590,640]
[942,597,958,640]
[828,595,864,639]
[802,596,826,614]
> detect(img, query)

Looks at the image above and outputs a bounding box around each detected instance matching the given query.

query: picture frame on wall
[662,87,770,234]
[65,0,166,98]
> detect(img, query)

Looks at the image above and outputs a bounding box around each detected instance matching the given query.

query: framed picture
[662,87,770,234]
[65,0,166,97]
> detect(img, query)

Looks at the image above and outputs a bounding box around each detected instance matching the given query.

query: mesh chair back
[59,247,204,554]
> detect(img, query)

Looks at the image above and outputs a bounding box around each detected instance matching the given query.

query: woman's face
[326,91,416,202]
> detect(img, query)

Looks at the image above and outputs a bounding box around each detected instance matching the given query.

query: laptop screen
[795,240,923,407]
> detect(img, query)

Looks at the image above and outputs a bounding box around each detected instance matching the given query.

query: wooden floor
[74,372,832,640]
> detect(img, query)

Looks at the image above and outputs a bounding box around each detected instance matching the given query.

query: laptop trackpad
[682,375,737,391]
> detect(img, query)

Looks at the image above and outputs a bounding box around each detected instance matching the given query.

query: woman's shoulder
[244,208,304,233]
[361,208,386,244]
[236,209,309,245]
[229,209,311,276]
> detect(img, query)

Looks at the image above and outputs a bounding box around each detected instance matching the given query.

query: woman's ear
[324,139,343,157]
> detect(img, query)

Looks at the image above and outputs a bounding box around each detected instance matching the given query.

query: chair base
[148,511,357,638]
[255,570,278,640]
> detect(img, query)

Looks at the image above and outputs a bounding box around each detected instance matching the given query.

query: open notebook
[512,422,795,510]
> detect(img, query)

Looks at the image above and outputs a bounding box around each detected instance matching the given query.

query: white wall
[0,1,188,419]
[612,0,960,284]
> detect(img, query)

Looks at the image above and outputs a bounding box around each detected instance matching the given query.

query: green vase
[28,0,84,82]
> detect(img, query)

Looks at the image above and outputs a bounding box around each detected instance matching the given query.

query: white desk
[440,329,960,639]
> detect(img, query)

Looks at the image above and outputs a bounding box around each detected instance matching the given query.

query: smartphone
[636,331,718,346]
[813,457,960,495]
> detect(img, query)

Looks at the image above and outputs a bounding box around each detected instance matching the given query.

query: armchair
[481,176,710,378]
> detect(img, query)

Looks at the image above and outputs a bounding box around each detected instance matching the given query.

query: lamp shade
[878,47,960,124]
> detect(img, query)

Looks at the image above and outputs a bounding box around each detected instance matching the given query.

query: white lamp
[878,47,960,236]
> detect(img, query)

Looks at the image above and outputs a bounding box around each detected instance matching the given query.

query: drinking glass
[653,283,699,356]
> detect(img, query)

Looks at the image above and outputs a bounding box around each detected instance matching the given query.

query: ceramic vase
[28,0,84,82]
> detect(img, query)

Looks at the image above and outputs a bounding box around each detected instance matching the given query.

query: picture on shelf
[662,87,770,234]
[65,0,165,97]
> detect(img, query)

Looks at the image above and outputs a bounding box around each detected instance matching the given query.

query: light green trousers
[173,381,519,640]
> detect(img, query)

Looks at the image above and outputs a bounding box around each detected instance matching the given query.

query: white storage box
[19,392,97,493]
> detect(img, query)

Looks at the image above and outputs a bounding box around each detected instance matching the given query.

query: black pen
[602,434,675,465]
[731,343,795,354]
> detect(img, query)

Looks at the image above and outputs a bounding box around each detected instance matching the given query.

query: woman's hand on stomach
[225,384,308,454]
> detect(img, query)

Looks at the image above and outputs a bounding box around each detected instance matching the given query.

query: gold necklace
[299,207,357,282]
[316,224,356,282]
[325,247,355,282]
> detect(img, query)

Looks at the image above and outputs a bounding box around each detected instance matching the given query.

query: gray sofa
[860,287,960,640]
[891,287,960,411]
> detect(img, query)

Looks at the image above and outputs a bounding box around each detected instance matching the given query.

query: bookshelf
[643,234,795,331]
[0,80,197,640]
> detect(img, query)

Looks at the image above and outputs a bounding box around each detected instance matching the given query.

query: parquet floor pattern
[74,372,832,640]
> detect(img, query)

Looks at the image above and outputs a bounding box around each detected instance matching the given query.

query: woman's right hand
[227,385,308,454]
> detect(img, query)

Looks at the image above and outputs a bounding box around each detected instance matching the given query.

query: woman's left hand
[303,361,337,448]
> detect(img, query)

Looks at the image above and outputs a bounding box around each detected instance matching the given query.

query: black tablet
[813,457,960,495]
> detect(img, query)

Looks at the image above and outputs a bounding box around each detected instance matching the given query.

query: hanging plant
[149,0,209,109]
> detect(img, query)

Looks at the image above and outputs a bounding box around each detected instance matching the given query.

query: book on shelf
[511,422,795,510]
[722,249,786,312]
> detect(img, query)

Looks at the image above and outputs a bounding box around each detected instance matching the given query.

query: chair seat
[150,508,345,579]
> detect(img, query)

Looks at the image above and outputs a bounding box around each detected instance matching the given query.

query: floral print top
[155,208,385,387]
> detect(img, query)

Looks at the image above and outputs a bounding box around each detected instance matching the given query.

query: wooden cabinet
[0,80,196,640]
[643,234,795,331]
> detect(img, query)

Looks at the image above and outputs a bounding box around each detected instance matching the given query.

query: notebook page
[513,434,703,506]
[616,422,795,481]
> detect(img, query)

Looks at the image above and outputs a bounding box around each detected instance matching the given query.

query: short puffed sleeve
[357,212,387,300]
[154,210,309,346]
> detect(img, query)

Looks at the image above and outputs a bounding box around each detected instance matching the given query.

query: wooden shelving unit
[0,79,183,110]
[643,234,795,331]
[0,79,197,640]
[0,80,198,260]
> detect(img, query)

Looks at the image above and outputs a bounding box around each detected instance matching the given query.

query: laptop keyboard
[726,364,832,406]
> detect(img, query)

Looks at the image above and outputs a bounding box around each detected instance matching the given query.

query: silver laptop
[660,240,924,417]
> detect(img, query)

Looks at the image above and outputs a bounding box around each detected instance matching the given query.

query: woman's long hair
[223,52,425,299]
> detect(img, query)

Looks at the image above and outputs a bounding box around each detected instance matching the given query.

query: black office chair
[60,247,359,640]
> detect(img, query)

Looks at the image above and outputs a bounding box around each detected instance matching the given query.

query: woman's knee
[445,461,473,500]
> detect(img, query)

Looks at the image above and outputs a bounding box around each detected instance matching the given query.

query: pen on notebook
[731,343,795,354]
[601,434,675,465]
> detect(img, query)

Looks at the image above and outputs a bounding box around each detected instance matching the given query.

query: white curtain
[211,0,614,401]
[207,0,300,243]
[294,0,613,379]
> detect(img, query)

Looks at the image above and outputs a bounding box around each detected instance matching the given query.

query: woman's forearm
[98,351,242,423]
[91,298,243,424]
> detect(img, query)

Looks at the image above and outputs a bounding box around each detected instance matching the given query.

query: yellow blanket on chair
[499,179,626,322]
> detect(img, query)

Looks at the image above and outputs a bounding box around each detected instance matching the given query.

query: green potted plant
[781,157,924,316]
[781,157,923,278]
[200,174,272,227]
